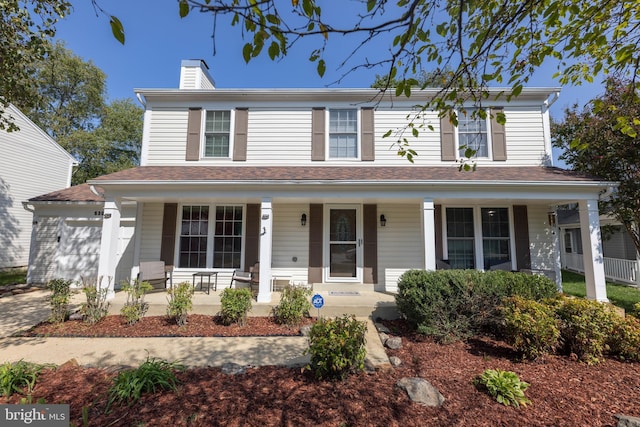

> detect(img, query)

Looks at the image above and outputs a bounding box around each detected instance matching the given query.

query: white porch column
[97,197,121,299]
[257,198,273,303]
[423,198,436,271]
[578,199,608,302]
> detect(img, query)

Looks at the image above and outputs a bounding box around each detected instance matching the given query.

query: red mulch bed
[17,314,314,337]
[4,317,640,426]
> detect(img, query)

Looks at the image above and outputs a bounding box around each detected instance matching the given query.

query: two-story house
[0,104,77,270]
[27,60,614,303]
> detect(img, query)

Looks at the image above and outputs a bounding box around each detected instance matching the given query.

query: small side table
[192,272,218,294]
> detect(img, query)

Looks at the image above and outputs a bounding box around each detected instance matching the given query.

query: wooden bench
[230,262,259,292]
[138,261,173,291]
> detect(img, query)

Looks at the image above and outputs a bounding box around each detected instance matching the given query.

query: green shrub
[120,280,153,325]
[633,302,640,317]
[80,276,111,324]
[220,288,252,325]
[106,356,184,411]
[500,296,560,360]
[272,285,312,326]
[0,361,45,397]
[475,369,530,407]
[166,282,194,326]
[395,269,560,342]
[608,315,640,362]
[555,297,618,364]
[46,278,73,323]
[305,315,367,380]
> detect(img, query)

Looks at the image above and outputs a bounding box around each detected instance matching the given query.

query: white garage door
[58,220,102,285]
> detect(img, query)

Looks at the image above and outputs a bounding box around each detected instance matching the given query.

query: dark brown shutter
[308,204,323,283]
[513,205,531,270]
[185,108,202,161]
[244,204,260,271]
[311,108,325,161]
[440,115,456,161]
[160,203,178,267]
[233,108,249,161]
[361,107,375,161]
[435,204,443,261]
[491,107,507,161]
[363,204,378,284]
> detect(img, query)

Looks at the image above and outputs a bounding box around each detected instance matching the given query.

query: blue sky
[55,1,607,165]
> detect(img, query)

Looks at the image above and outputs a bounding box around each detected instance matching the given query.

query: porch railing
[563,252,639,286]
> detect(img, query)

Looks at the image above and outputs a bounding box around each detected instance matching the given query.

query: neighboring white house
[0,104,76,270]
[25,60,616,303]
[559,209,639,286]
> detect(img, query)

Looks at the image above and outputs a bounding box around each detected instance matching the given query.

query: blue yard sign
[311,294,324,309]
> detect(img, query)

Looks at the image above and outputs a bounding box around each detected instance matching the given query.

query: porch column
[423,198,437,271]
[257,198,273,303]
[97,197,121,299]
[578,199,608,302]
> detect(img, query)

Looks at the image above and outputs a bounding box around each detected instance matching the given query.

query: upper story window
[204,111,231,157]
[329,109,358,158]
[457,108,489,158]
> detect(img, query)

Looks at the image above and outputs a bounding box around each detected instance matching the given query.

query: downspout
[599,185,615,201]
[90,185,104,199]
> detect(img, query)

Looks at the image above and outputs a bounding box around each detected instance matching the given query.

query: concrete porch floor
[108,283,400,320]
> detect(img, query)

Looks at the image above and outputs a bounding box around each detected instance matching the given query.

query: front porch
[107,282,400,320]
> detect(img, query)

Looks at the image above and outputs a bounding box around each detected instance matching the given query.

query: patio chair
[230,262,260,292]
[138,261,173,291]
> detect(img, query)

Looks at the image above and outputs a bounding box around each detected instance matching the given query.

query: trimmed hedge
[395,270,559,343]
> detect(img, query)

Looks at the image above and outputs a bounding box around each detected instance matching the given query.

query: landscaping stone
[300,325,312,336]
[385,336,402,349]
[375,322,391,334]
[396,377,445,407]
[69,312,84,321]
[617,414,640,427]
[59,359,79,371]
[379,332,389,343]
[389,356,402,367]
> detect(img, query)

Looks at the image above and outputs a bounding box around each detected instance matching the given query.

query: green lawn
[0,268,27,286]
[562,269,640,313]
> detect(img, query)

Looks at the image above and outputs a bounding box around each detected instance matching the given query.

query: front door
[326,205,361,282]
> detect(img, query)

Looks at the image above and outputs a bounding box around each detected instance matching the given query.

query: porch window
[329,109,358,158]
[481,208,511,269]
[178,205,243,269]
[564,231,573,253]
[457,108,489,158]
[179,205,209,268]
[204,110,231,157]
[446,208,475,269]
[213,206,243,268]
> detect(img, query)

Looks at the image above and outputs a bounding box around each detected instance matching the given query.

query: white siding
[139,203,164,262]
[144,109,189,165]
[26,217,60,284]
[0,106,74,268]
[502,107,547,166]
[527,205,558,278]
[377,204,424,291]
[602,230,637,260]
[271,204,309,284]
[246,110,312,164]
[141,105,550,167]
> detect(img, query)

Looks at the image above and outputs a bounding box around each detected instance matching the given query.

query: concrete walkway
[0,290,391,370]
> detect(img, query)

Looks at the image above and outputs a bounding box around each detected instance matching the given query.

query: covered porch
[90,166,615,304]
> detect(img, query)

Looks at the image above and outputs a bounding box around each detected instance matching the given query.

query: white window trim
[173,203,246,271]
[326,108,361,160]
[442,205,516,271]
[454,108,493,161]
[201,109,236,160]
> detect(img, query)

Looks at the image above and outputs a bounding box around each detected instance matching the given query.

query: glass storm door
[327,207,361,281]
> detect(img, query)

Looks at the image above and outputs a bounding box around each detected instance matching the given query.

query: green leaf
[317,59,326,77]
[179,0,189,18]
[242,43,253,63]
[268,42,280,60]
[109,16,125,45]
